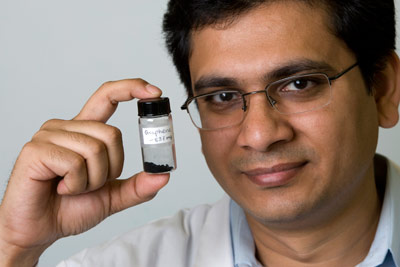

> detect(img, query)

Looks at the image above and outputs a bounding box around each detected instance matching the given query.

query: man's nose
[236,93,294,152]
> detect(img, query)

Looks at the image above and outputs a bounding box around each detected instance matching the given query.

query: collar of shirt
[229,158,400,267]
[230,199,263,267]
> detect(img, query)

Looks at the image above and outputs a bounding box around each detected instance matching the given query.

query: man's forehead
[188,1,353,88]
[189,1,337,62]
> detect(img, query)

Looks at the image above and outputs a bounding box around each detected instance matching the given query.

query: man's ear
[374,51,400,128]
[198,129,204,155]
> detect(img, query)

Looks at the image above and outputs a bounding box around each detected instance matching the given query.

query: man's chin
[242,196,327,230]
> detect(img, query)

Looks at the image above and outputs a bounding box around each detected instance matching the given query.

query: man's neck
[247,164,382,267]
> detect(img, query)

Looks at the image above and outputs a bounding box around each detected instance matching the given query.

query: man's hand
[0,79,170,266]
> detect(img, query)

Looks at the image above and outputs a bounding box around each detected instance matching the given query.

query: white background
[0,1,399,266]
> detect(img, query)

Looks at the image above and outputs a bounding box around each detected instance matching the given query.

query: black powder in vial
[140,142,176,173]
[144,162,174,173]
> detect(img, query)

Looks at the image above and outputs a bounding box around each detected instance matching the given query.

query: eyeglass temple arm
[328,62,358,82]
[181,98,191,110]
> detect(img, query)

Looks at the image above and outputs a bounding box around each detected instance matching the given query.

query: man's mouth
[242,161,308,188]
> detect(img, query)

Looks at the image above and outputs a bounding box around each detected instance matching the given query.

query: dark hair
[163,0,396,96]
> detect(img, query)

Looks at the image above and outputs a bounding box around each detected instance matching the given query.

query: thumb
[107,172,170,215]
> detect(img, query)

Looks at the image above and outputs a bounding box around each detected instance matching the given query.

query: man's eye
[284,79,316,91]
[202,91,241,105]
[199,91,242,112]
[210,92,239,103]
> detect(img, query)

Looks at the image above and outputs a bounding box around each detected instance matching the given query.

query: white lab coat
[57,196,234,267]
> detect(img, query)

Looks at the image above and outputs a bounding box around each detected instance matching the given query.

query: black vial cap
[138,97,171,117]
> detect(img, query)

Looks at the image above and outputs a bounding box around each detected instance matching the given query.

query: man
[1,0,400,266]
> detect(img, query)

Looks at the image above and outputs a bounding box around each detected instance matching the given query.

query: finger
[106,172,170,215]
[16,142,88,195]
[32,129,109,192]
[74,79,162,122]
[39,119,123,180]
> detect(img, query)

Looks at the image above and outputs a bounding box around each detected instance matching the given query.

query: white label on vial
[142,126,173,145]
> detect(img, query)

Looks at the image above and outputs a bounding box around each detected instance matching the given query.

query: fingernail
[145,84,161,95]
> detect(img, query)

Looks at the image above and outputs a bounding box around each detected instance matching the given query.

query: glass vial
[138,97,176,173]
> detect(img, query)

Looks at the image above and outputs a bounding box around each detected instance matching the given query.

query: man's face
[189,2,380,227]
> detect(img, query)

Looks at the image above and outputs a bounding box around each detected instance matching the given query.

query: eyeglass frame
[181,62,359,129]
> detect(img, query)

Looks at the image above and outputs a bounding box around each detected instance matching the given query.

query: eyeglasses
[181,62,358,130]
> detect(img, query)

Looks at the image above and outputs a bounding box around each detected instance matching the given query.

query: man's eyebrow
[193,59,336,94]
[264,59,336,82]
[193,76,239,95]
